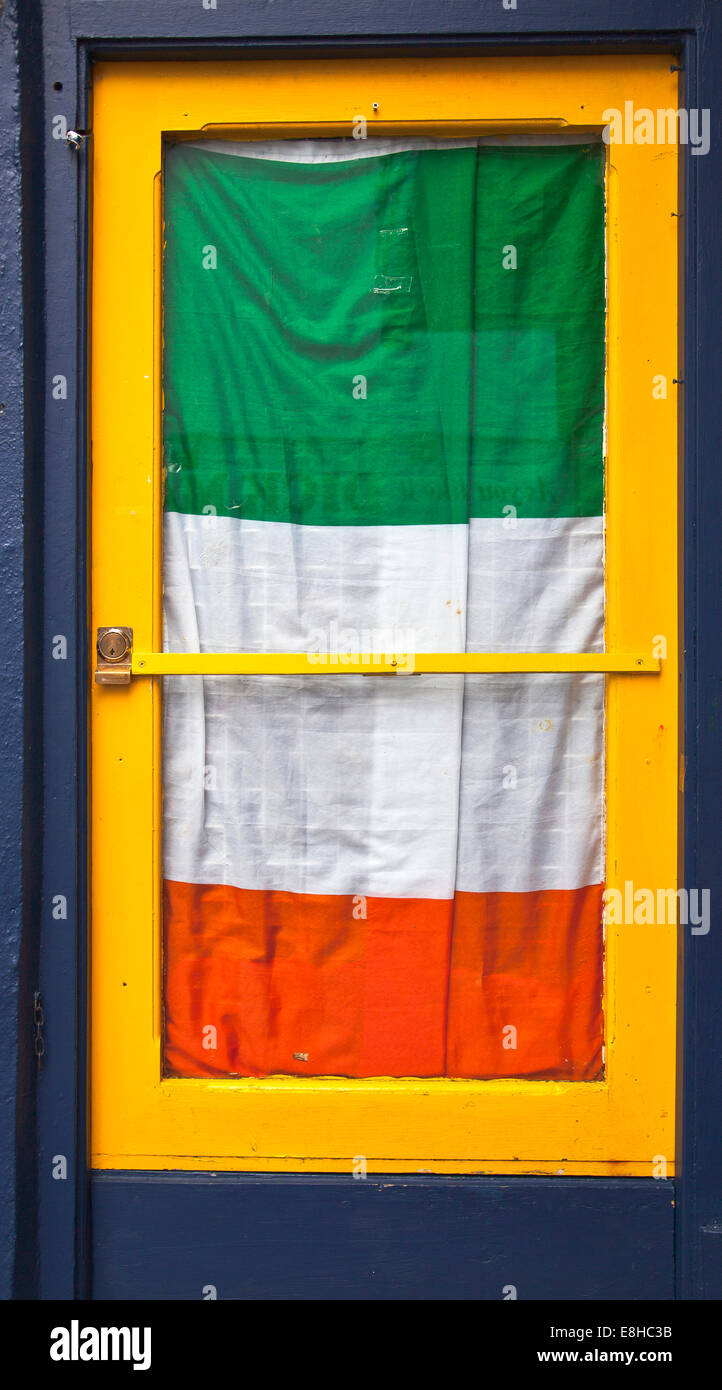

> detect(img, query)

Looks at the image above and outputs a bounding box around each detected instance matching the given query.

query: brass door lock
[95,627,133,684]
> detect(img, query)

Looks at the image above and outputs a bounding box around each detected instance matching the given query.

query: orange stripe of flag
[163,880,603,1080]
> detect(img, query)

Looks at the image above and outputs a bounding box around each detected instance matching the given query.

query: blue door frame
[2,0,721,1300]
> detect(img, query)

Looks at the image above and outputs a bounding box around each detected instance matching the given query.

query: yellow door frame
[90,55,679,1174]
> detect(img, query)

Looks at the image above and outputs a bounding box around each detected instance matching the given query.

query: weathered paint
[0,0,44,1301]
[0,0,26,1303]
[90,54,678,1177]
[91,1173,676,1302]
[0,0,719,1300]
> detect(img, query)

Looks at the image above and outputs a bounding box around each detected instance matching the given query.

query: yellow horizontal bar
[132,652,661,676]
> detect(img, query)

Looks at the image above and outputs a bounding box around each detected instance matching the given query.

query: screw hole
[53,81,63,92]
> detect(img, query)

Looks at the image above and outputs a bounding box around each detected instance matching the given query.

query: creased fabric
[162,138,606,1079]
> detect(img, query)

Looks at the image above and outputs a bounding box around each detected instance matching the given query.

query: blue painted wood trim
[677,4,722,1302]
[16,0,716,1300]
[0,0,45,1301]
[14,0,46,1302]
[91,1174,676,1302]
[36,0,91,1301]
[67,0,702,42]
[0,0,29,1304]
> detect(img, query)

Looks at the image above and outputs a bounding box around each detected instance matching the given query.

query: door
[89,55,679,1294]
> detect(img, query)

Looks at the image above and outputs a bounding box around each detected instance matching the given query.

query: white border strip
[186,133,598,164]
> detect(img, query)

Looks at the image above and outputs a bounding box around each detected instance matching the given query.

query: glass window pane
[161,136,606,1079]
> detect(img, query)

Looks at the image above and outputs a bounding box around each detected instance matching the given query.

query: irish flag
[161,137,606,1080]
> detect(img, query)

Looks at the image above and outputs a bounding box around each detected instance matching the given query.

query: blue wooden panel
[92,1174,675,1301]
[701,1229,722,1300]
[676,4,722,1301]
[35,0,91,1300]
[3,0,712,1303]
[68,0,702,42]
[0,0,30,1303]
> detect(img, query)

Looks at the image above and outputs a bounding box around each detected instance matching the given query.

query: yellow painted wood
[132,652,660,675]
[91,56,679,1175]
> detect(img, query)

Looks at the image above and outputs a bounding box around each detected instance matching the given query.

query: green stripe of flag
[163,142,604,525]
